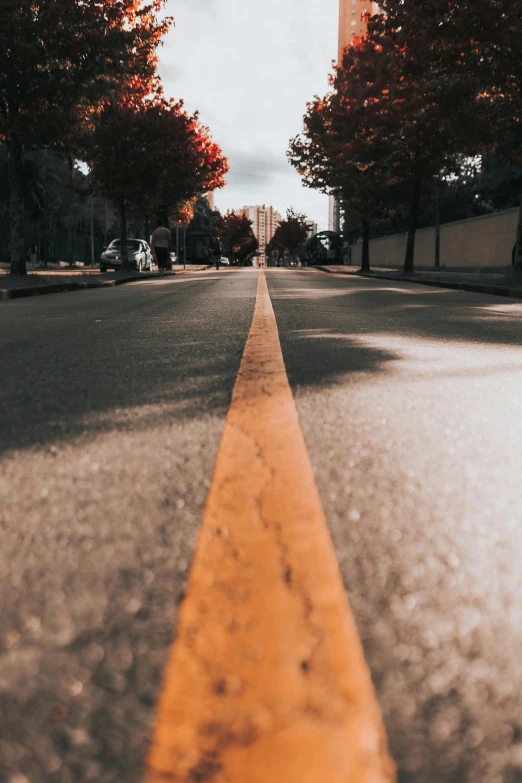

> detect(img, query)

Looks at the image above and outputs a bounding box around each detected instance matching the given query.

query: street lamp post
[90,193,95,268]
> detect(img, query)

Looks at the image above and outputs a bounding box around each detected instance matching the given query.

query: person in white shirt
[150,219,172,277]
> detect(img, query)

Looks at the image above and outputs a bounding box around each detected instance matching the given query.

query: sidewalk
[316,265,522,300]
[0,265,211,302]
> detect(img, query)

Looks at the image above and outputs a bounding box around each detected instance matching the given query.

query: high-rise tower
[338,1,380,59]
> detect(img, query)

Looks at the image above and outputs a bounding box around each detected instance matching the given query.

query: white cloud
[158,0,338,229]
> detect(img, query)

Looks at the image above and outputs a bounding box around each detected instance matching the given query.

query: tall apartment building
[338,0,380,58]
[241,205,282,264]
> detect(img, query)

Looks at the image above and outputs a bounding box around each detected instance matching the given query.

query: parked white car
[100,239,154,273]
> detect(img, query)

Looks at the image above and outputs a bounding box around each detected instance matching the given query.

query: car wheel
[100,264,107,273]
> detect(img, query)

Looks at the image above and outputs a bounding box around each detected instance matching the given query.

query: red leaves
[90,98,228,220]
[0,0,173,149]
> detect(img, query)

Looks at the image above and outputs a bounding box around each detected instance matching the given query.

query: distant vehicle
[220,257,230,266]
[304,231,343,265]
[100,239,154,273]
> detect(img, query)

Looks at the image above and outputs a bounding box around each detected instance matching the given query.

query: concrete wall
[350,207,519,270]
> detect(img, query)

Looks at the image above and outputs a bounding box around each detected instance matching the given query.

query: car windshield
[108,240,141,250]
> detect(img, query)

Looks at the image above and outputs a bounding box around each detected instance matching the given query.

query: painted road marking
[145,271,395,783]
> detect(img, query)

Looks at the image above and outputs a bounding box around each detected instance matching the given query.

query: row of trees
[183,204,311,267]
[289,0,522,273]
[1,0,228,274]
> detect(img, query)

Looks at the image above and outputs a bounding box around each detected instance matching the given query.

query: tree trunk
[404,175,422,275]
[119,197,129,269]
[104,198,108,248]
[434,184,441,268]
[514,195,522,271]
[360,216,370,272]
[8,137,27,275]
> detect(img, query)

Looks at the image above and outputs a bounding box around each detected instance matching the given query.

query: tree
[478,156,522,213]
[370,0,522,268]
[145,107,229,231]
[266,209,309,263]
[89,99,228,268]
[0,145,113,266]
[289,41,399,272]
[358,29,456,272]
[0,0,171,274]
[215,211,258,265]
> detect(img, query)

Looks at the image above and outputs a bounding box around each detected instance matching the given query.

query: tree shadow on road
[0,281,256,456]
[268,274,522,391]
[268,272,522,783]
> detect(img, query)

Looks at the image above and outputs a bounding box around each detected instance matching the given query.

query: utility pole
[90,193,95,267]
[434,184,441,268]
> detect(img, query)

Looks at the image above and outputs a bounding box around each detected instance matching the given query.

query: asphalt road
[0,271,258,783]
[1,268,522,783]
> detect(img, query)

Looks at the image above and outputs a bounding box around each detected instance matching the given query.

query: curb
[315,266,522,300]
[0,267,213,303]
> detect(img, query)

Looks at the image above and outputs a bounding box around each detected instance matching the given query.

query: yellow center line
[145,271,395,783]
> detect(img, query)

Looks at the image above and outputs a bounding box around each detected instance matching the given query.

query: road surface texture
[0,272,257,783]
[1,268,521,783]
[268,270,522,783]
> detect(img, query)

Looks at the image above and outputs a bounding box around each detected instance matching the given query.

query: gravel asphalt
[2,268,522,783]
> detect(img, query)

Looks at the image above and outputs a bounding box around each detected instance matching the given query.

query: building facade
[338,0,380,58]
[241,205,282,264]
[305,220,319,239]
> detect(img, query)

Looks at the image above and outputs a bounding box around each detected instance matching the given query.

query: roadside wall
[350,207,519,269]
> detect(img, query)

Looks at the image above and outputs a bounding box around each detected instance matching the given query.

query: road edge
[0,267,213,303]
[315,266,522,300]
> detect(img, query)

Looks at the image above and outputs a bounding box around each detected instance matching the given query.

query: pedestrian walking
[150,219,172,278]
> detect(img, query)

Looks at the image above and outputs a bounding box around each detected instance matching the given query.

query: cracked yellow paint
[145,271,395,783]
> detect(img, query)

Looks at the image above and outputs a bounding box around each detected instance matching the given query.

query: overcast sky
[158,0,338,229]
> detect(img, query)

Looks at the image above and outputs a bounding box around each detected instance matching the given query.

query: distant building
[338,0,381,58]
[240,205,282,264]
[206,192,216,210]
[305,220,319,238]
